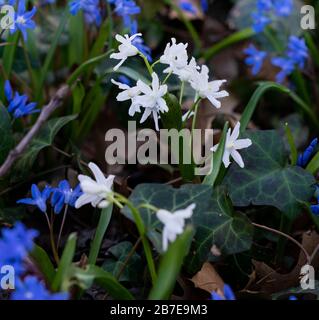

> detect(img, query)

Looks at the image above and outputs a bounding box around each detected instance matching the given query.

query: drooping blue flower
[17,184,52,213]
[12,101,39,118]
[251,11,271,33]
[211,284,236,300]
[0,222,38,275]
[109,0,140,30]
[201,0,208,12]
[244,45,267,75]
[130,20,152,62]
[10,0,37,41]
[287,36,308,69]
[4,80,39,119]
[180,2,197,14]
[69,0,102,26]
[273,0,293,17]
[51,180,82,214]
[297,138,318,168]
[11,276,68,300]
[271,56,295,83]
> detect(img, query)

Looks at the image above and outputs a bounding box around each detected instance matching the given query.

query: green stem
[179,81,185,105]
[113,192,157,285]
[163,71,172,84]
[44,212,60,265]
[140,53,153,76]
[21,38,36,92]
[292,70,311,107]
[57,205,68,249]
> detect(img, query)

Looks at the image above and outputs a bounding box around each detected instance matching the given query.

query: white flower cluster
[111,34,229,131]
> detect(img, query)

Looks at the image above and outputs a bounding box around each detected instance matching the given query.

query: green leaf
[36,10,70,102]
[2,33,19,78]
[68,12,85,66]
[0,106,14,164]
[203,122,228,186]
[223,130,315,220]
[102,241,143,283]
[52,233,77,292]
[203,27,255,60]
[148,227,193,300]
[74,265,134,300]
[306,151,319,175]
[161,93,195,181]
[240,82,319,131]
[14,115,77,174]
[123,184,253,272]
[88,204,113,265]
[30,244,56,284]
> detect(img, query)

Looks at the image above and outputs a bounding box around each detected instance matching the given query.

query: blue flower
[12,101,39,118]
[297,138,317,168]
[10,0,37,41]
[0,222,38,275]
[257,0,273,11]
[273,0,293,17]
[51,180,82,214]
[117,75,131,86]
[180,2,197,14]
[4,80,39,118]
[211,284,236,300]
[271,56,295,83]
[244,45,267,75]
[287,36,308,69]
[11,276,68,300]
[289,295,298,300]
[201,0,208,12]
[17,184,52,213]
[251,11,271,33]
[130,20,152,62]
[109,0,140,30]
[69,0,102,26]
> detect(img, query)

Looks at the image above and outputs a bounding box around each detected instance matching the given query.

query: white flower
[75,162,115,209]
[110,33,142,71]
[177,57,199,82]
[111,79,141,116]
[134,72,168,131]
[211,122,252,168]
[160,38,189,74]
[156,203,195,252]
[190,65,229,109]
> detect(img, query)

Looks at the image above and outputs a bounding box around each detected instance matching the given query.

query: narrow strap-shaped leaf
[203,27,255,60]
[52,233,77,292]
[148,227,193,300]
[30,244,56,283]
[88,204,113,265]
[203,122,229,186]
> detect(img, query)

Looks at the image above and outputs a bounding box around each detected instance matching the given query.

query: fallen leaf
[191,262,224,294]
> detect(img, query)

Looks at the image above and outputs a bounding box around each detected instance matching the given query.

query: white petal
[230,122,241,142]
[89,162,107,186]
[231,149,245,168]
[233,138,252,150]
[222,149,231,168]
[140,108,152,123]
[75,194,96,209]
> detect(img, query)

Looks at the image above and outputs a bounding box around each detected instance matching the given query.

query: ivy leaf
[0,106,14,164]
[102,242,143,283]
[122,184,253,273]
[14,115,77,174]
[223,130,315,220]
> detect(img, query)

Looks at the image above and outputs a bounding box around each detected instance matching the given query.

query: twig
[0,85,71,177]
[252,222,311,264]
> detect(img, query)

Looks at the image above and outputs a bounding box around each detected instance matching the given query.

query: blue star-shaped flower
[211,284,236,300]
[17,184,52,213]
[51,180,82,214]
[287,36,308,69]
[244,45,267,76]
[273,0,293,17]
[251,11,271,33]
[11,276,68,300]
[10,0,37,41]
